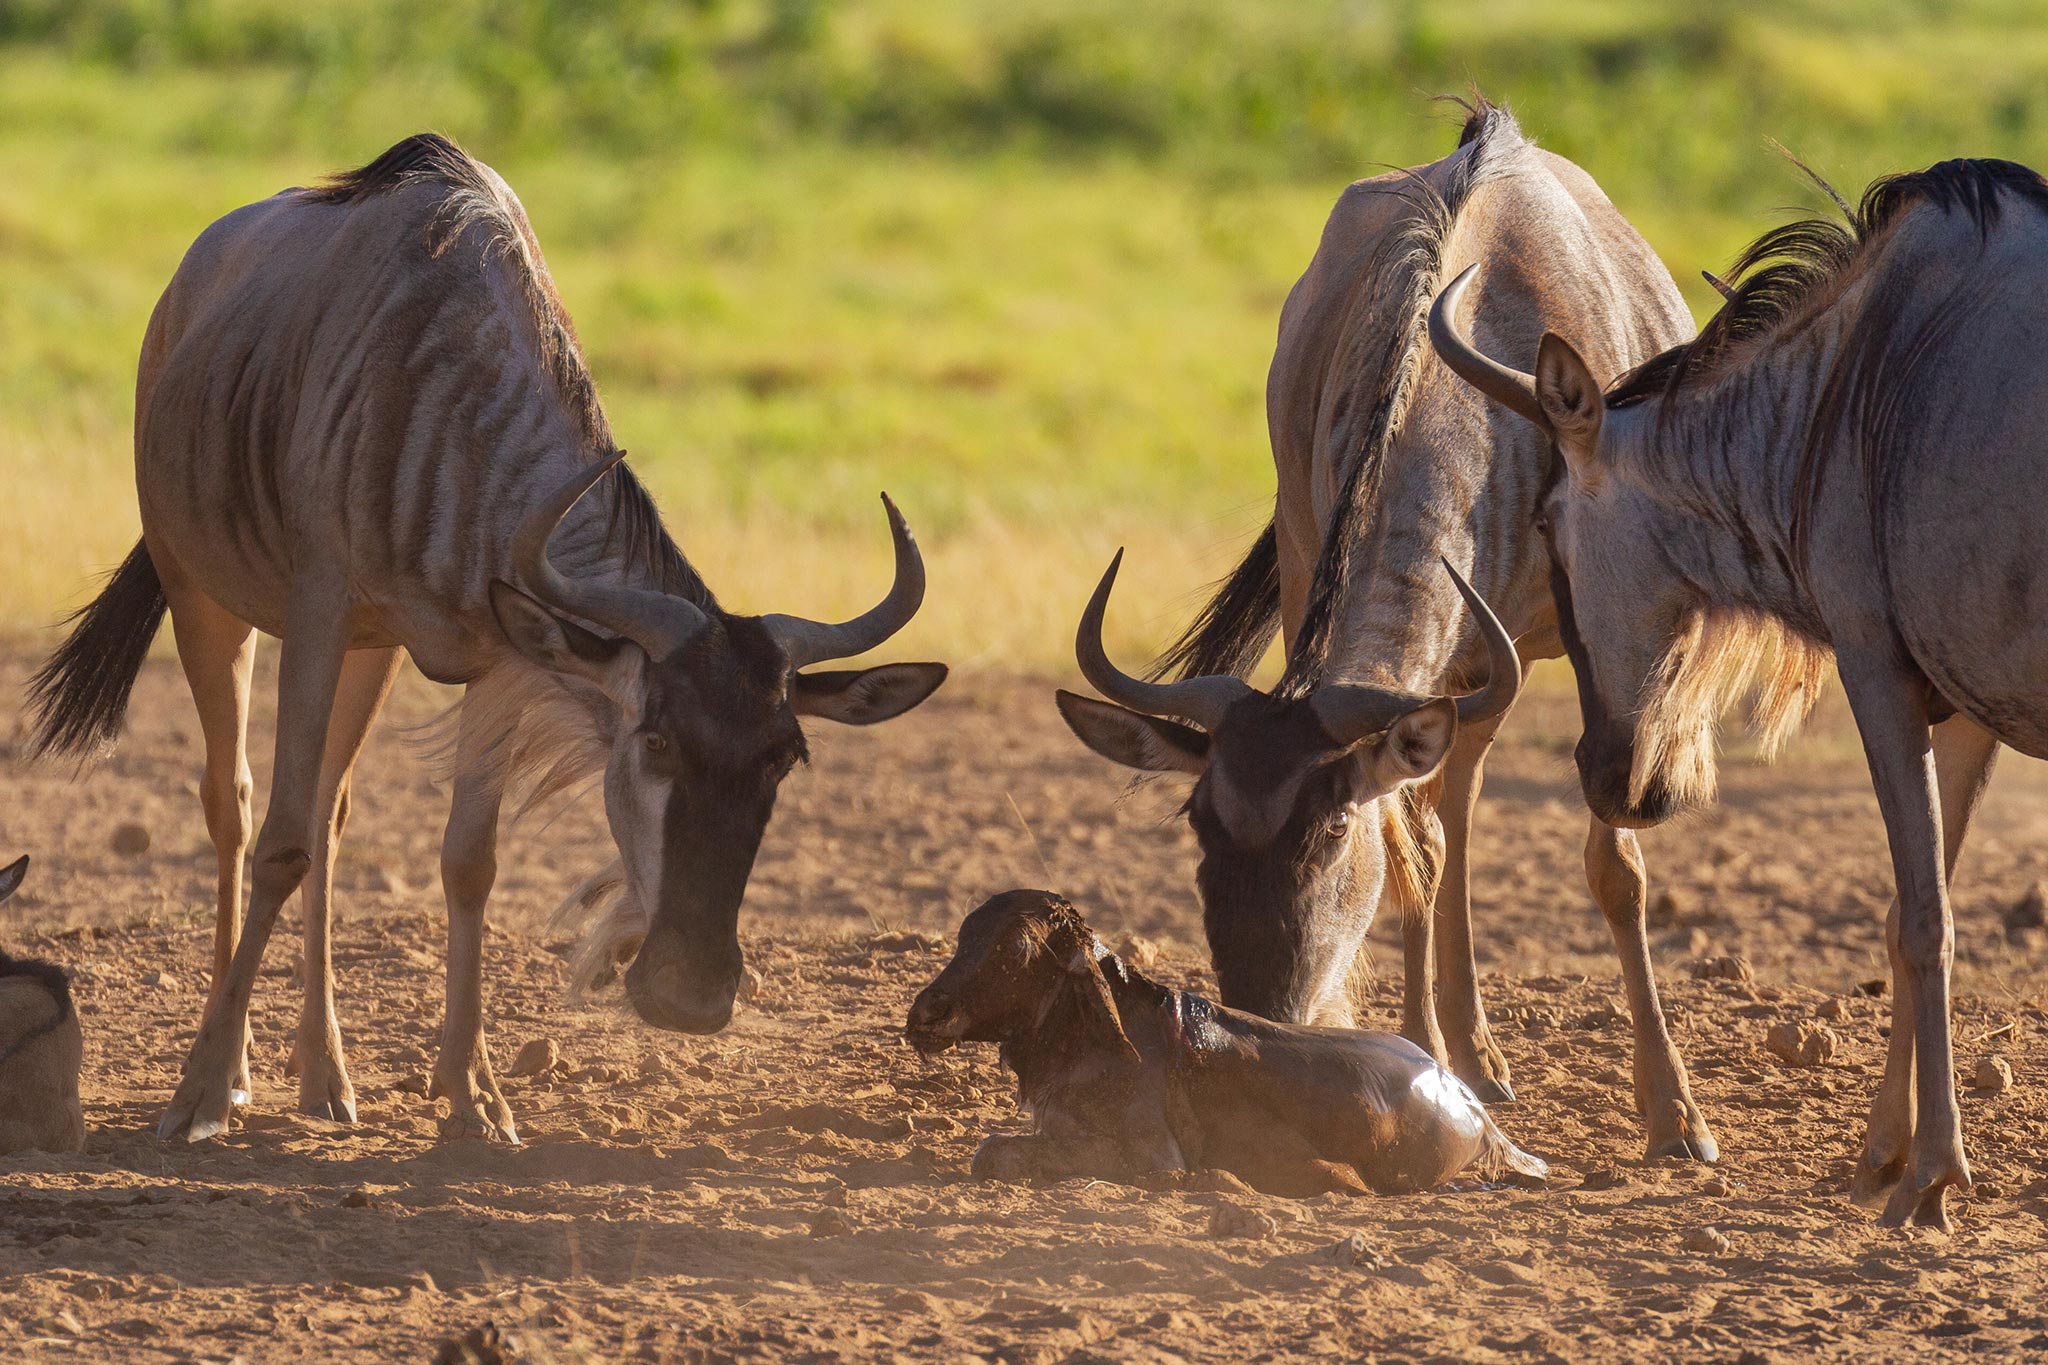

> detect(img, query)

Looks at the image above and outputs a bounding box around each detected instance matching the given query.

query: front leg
[430,766,516,1143]
[1432,711,1513,1102]
[1834,666,1979,1229]
[1854,714,1999,1204]
[1587,819,1716,1162]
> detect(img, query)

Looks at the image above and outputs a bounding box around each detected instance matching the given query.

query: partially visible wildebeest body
[905,891,1547,1197]
[1057,101,1711,1160]
[26,134,945,1146]
[1427,155,2048,1230]
[0,856,85,1157]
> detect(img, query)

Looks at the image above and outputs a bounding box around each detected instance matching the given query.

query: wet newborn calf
[905,890,1545,1196]
[0,856,86,1157]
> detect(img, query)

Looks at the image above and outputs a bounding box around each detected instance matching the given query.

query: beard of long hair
[1627,607,1828,810]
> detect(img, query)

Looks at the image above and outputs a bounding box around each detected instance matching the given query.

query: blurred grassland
[4,0,2048,672]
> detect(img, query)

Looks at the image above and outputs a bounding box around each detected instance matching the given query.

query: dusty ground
[2,646,2045,1363]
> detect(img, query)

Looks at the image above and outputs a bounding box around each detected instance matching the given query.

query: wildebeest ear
[1370,698,1456,788]
[1063,935,1142,1064]
[1535,333,1605,481]
[489,580,637,690]
[0,854,26,904]
[1055,691,1208,776]
[790,662,948,725]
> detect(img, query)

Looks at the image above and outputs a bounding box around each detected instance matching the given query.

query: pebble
[1974,1056,2014,1094]
[1816,998,1852,1022]
[1702,1175,1735,1197]
[736,966,765,1002]
[341,1189,377,1209]
[1766,1020,1838,1067]
[1323,1232,1388,1268]
[1683,1226,1733,1255]
[809,1209,855,1238]
[1207,1202,1278,1240]
[1690,955,1755,985]
[505,1039,560,1078]
[110,822,151,857]
[140,969,175,990]
[1579,1166,1629,1191]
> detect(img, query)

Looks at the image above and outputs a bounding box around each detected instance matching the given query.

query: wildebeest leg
[1397,799,1449,1065]
[1851,712,1998,1211]
[431,758,515,1142]
[1835,650,1967,1230]
[1433,709,1512,1102]
[161,582,355,1141]
[286,646,401,1123]
[163,570,258,1108]
[1587,819,1717,1163]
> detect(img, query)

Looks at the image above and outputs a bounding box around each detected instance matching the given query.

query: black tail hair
[27,539,168,760]
[1147,521,1281,682]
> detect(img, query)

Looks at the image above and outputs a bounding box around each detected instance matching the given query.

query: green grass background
[3,0,2044,670]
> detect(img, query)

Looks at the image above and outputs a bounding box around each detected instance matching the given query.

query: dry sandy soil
[2,646,2045,1363]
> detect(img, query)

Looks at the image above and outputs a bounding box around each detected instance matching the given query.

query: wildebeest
[26,134,946,1144]
[905,890,1547,1195]
[0,856,86,1157]
[1426,155,2048,1228]
[1056,102,1712,1159]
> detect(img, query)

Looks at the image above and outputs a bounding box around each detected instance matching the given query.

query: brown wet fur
[2,650,2047,1360]
[906,891,1537,1197]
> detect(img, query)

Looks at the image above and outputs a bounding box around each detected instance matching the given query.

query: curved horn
[763,493,926,669]
[511,451,707,658]
[1427,264,1546,427]
[1075,550,1251,730]
[1307,558,1522,744]
[1442,557,1522,725]
[1700,269,1738,301]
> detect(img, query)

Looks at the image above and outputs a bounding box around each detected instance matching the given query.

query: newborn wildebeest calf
[0,856,86,1157]
[906,891,1545,1195]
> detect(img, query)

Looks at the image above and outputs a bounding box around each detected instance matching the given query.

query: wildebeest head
[491,455,947,1035]
[904,890,1136,1062]
[1428,264,1821,827]
[1055,553,1519,1026]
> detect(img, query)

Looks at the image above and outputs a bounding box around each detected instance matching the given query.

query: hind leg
[162,568,258,1107]
[1433,710,1513,1103]
[286,646,402,1122]
[430,695,515,1142]
[161,579,354,1141]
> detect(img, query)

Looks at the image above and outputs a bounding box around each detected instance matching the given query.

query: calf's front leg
[1836,650,1967,1230]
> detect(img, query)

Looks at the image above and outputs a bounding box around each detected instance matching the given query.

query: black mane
[1608,156,2048,410]
[309,134,712,611]
[1149,96,1526,695]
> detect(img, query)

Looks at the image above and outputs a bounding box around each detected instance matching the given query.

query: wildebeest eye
[1324,808,1350,838]
[1533,510,1552,537]
[641,732,668,755]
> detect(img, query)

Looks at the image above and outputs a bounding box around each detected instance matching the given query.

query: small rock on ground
[505,1039,560,1078]
[1974,1056,2014,1094]
[110,822,151,857]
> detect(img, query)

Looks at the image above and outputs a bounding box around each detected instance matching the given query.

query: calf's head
[1057,554,1519,1026]
[1427,265,1821,827]
[492,455,947,1034]
[905,890,1136,1062]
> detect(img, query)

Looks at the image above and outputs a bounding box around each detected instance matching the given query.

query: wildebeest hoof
[287,1042,357,1123]
[1849,1154,1906,1207]
[970,1134,1045,1183]
[158,1078,234,1143]
[1446,1030,1515,1105]
[1643,1100,1718,1164]
[1878,1164,1963,1233]
[437,1108,519,1145]
[430,1063,518,1145]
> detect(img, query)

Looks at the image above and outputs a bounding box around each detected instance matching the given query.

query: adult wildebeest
[27,134,946,1144]
[1057,102,1712,1159]
[1427,155,2048,1228]
[905,890,1547,1195]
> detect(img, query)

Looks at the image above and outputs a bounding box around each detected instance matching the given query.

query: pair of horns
[1075,551,1521,744]
[511,451,924,668]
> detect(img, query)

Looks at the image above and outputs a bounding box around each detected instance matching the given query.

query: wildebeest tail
[1148,520,1280,682]
[26,540,168,761]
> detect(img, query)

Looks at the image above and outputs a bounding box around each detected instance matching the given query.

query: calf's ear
[1062,934,1142,1064]
[1056,691,1208,776]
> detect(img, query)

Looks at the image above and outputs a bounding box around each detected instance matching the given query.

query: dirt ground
[2,645,2045,1363]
